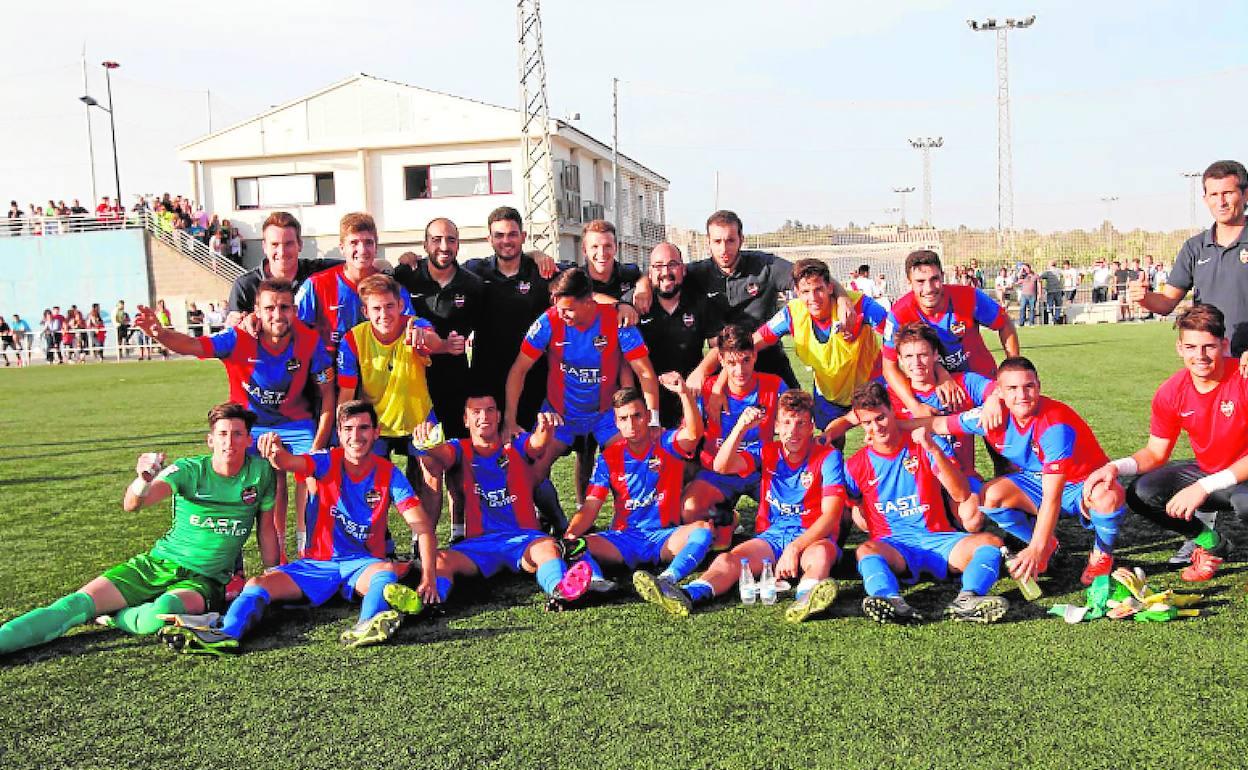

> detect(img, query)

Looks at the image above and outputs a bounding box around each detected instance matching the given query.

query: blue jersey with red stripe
[843,437,956,539]
[197,324,333,427]
[951,396,1108,482]
[889,372,993,476]
[454,435,541,537]
[738,442,846,534]
[698,373,787,469]
[521,305,649,419]
[587,430,693,531]
[295,265,414,352]
[883,285,1006,377]
[299,448,418,559]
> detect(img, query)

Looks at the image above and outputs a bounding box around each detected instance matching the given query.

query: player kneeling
[561,376,715,612]
[159,401,438,654]
[0,403,277,657]
[846,383,1009,624]
[642,390,844,623]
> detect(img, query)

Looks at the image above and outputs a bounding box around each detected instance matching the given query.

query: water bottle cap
[739,558,749,565]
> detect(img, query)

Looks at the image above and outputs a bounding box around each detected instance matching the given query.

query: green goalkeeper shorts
[102,552,225,609]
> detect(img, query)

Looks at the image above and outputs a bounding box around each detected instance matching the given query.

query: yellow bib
[348,321,434,437]
[787,294,880,405]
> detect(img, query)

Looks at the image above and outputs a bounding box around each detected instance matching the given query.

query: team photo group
[3,160,1247,657]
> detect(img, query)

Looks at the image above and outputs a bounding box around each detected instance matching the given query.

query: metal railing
[137,211,247,282]
[9,321,230,367]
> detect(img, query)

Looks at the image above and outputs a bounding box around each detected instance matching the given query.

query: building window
[234,173,335,210]
[403,161,512,200]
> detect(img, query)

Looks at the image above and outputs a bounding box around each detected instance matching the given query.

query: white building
[178,73,669,266]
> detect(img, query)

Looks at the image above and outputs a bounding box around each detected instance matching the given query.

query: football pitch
[1,322,1246,770]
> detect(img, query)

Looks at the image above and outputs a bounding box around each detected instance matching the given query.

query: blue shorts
[1005,472,1088,520]
[878,530,970,583]
[755,527,802,560]
[274,555,384,606]
[450,530,549,578]
[249,419,315,456]
[593,527,678,568]
[542,402,619,446]
[694,468,760,502]
[813,391,850,429]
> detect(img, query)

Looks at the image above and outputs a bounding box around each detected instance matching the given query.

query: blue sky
[2,0,1243,233]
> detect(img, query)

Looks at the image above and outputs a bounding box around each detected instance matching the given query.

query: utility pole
[207,89,212,133]
[908,137,943,226]
[1182,171,1202,234]
[612,77,621,232]
[81,45,98,205]
[516,0,559,257]
[968,15,1035,258]
[892,186,915,227]
[1100,195,1118,254]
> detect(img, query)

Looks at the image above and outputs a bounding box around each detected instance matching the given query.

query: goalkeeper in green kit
[0,402,278,656]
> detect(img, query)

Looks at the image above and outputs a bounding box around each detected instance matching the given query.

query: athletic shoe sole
[785,579,839,623]
[339,610,402,649]
[555,560,593,603]
[632,571,692,617]
[861,596,922,624]
[157,626,239,656]
[942,595,1010,624]
[382,583,424,615]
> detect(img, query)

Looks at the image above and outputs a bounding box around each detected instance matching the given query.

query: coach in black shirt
[226,211,341,322]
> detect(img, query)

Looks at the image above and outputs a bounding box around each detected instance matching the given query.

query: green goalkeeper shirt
[148,454,276,583]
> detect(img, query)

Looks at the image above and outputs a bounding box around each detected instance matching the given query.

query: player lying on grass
[411,392,594,612]
[0,402,278,656]
[843,382,1009,624]
[640,390,844,623]
[558,377,714,603]
[1084,304,1246,582]
[922,356,1127,587]
[159,400,437,653]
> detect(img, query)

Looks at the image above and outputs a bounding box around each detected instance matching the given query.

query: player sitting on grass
[0,402,278,656]
[159,400,437,653]
[643,390,844,623]
[1084,304,1245,582]
[843,382,1009,624]
[924,357,1127,587]
[559,377,713,605]
[412,392,593,611]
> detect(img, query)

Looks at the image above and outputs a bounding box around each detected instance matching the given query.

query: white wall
[201,152,362,240]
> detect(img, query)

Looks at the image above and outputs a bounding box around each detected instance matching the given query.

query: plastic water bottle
[758,559,777,605]
[738,559,757,605]
[1001,546,1043,602]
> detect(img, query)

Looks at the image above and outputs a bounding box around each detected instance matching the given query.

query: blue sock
[535,558,566,596]
[533,479,568,533]
[982,507,1036,543]
[683,579,715,604]
[220,585,270,640]
[435,576,453,603]
[580,553,605,581]
[660,527,713,582]
[858,555,901,598]
[1089,508,1124,554]
[359,570,397,621]
[961,546,1002,596]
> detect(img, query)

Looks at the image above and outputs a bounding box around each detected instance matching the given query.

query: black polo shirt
[228,258,344,314]
[1171,223,1248,355]
[639,291,719,425]
[591,261,641,302]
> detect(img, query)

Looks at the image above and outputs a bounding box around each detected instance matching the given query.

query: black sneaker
[861,595,922,624]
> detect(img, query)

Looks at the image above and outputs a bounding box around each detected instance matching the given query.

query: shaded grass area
[1,326,1246,770]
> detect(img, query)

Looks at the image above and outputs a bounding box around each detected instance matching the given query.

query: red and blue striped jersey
[698,373,786,469]
[844,438,955,539]
[888,372,994,477]
[298,448,418,559]
[197,324,333,427]
[295,265,414,352]
[883,285,1006,377]
[521,304,649,419]
[587,430,693,531]
[737,442,846,534]
[455,436,540,537]
[950,396,1108,482]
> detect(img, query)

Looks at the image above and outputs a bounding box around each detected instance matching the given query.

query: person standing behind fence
[114,300,132,358]
[6,201,22,236]
[1039,262,1064,325]
[40,309,63,364]
[0,316,16,366]
[87,304,105,362]
[11,314,30,363]
[1014,264,1039,327]
[1091,258,1111,303]
[1061,260,1080,303]
[993,267,1012,309]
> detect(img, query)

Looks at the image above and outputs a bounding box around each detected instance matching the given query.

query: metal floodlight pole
[1100,195,1119,253]
[102,61,121,206]
[81,48,98,205]
[968,15,1035,258]
[1182,171,1202,233]
[908,137,943,226]
[612,77,621,229]
[892,186,915,226]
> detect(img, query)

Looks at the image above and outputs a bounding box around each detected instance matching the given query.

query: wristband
[128,477,150,500]
[649,411,661,428]
[1198,469,1237,494]
[1111,457,1138,476]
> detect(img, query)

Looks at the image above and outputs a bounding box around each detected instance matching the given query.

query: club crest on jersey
[746,282,761,297]
[593,335,608,350]
[454,294,466,307]
[1241,249,1248,265]
[903,455,919,474]
[683,313,695,327]
[648,456,662,473]
[799,471,814,488]
[497,451,509,469]
[1222,400,1236,417]
[365,489,382,507]
[621,282,633,294]
[240,486,258,505]
[517,281,532,295]
[285,358,301,372]
[950,320,967,337]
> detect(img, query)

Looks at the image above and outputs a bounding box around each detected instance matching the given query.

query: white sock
[796,578,819,597]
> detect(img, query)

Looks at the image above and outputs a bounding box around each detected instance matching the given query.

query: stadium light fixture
[81,61,122,207]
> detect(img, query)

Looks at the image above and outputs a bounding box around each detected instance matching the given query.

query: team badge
[285,358,301,372]
[903,455,919,474]
[682,313,695,328]
[799,471,814,488]
[950,320,967,337]
[1240,249,1248,264]
[497,451,510,469]
[648,456,662,473]
[454,294,466,308]
[1221,400,1236,417]
[746,282,761,297]
[365,489,382,507]
[621,282,633,294]
[240,486,258,505]
[517,281,531,295]
[593,335,608,350]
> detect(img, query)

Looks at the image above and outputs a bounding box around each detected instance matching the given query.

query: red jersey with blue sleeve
[520,305,649,419]
[758,293,889,345]
[888,372,993,475]
[1150,367,1248,473]
[883,285,1006,377]
[295,265,414,351]
[698,373,787,468]
[298,448,418,559]
[736,443,847,534]
[587,430,694,531]
[196,324,333,427]
[455,435,541,537]
[950,396,1108,482]
[843,438,956,539]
